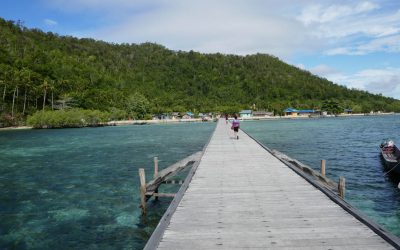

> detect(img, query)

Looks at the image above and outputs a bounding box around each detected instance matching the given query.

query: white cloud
[325,47,352,56]
[296,63,306,70]
[316,8,400,39]
[326,35,400,55]
[314,67,400,99]
[42,0,399,59]
[44,0,151,11]
[44,19,58,26]
[298,2,400,55]
[83,0,318,56]
[350,69,400,97]
[297,2,379,26]
[310,64,338,76]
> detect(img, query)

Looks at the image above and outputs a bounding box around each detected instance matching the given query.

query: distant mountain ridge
[1,17,399,124]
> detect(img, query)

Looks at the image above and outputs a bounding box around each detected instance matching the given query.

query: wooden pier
[145,119,400,249]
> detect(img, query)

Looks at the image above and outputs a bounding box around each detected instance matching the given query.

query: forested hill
[1,17,399,124]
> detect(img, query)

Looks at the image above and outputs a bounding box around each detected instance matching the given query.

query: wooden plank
[157,237,393,249]
[146,119,399,250]
[162,180,184,185]
[152,193,176,198]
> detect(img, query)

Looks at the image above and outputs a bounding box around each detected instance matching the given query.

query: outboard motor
[381,139,395,150]
[381,139,394,148]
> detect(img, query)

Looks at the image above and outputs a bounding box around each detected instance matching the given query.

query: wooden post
[154,157,159,201]
[338,176,346,199]
[139,168,147,214]
[321,159,326,177]
[154,157,159,179]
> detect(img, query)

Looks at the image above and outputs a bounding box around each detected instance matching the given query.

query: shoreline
[238,112,396,121]
[0,112,396,131]
[107,118,205,126]
[0,126,33,131]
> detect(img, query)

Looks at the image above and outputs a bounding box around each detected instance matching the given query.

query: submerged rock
[52,208,89,222]
[116,213,136,228]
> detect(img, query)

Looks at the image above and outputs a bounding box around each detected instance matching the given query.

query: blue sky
[1,0,400,99]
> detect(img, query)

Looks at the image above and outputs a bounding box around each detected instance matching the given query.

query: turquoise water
[0,123,215,249]
[241,115,400,236]
[2,116,400,249]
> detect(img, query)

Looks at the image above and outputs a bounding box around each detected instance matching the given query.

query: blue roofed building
[284,108,316,117]
[298,109,316,116]
[284,108,298,116]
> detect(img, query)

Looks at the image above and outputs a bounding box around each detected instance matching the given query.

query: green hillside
[1,17,399,125]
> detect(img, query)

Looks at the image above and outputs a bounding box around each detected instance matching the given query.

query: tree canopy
[1,17,399,126]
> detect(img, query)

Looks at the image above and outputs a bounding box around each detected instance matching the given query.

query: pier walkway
[147,119,397,249]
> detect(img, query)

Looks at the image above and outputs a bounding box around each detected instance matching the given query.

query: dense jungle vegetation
[1,17,400,127]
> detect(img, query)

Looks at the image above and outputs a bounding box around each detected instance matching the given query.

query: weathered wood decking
[147,119,399,249]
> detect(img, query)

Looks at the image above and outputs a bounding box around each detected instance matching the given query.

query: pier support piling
[339,176,346,199]
[154,157,159,200]
[154,157,158,179]
[321,159,326,177]
[139,168,147,214]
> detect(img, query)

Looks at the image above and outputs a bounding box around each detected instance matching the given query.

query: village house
[252,110,273,117]
[239,110,252,118]
[198,113,213,121]
[343,109,353,114]
[297,109,316,116]
[284,108,298,117]
[171,112,181,120]
[284,108,316,117]
[181,112,194,119]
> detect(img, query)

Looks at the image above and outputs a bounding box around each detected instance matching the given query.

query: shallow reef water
[0,122,215,249]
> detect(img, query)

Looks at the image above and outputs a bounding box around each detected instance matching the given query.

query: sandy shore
[0,126,33,131]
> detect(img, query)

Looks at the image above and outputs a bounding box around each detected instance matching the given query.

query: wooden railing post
[139,168,147,214]
[154,157,159,179]
[321,159,326,177]
[154,157,159,200]
[338,177,346,199]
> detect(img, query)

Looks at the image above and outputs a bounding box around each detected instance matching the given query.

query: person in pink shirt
[231,115,240,139]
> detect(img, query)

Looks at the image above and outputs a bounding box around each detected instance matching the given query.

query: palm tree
[55,94,76,110]
[41,78,49,111]
[2,81,5,102]
[20,68,31,115]
[49,79,56,110]
[11,84,18,118]
[11,69,21,119]
[0,64,12,102]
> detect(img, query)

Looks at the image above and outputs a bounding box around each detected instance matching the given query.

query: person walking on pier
[231,115,240,139]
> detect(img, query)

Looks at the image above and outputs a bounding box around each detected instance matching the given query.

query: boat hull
[381,145,400,175]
